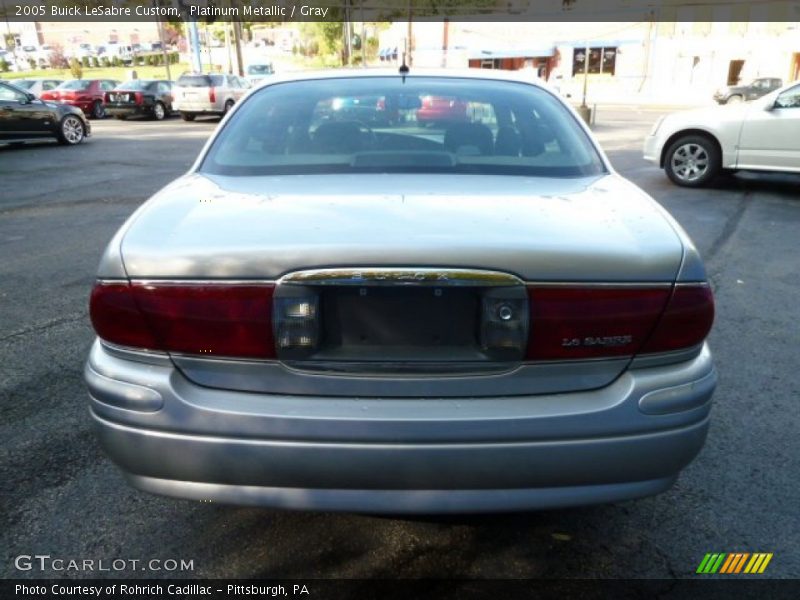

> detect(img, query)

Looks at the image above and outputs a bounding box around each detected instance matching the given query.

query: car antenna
[399,41,410,81]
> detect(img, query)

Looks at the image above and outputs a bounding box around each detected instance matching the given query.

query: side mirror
[21,93,36,104]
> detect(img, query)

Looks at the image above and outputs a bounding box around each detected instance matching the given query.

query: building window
[572,47,617,76]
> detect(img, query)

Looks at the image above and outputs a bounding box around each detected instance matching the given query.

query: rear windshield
[115,80,155,91]
[59,80,91,90]
[177,75,223,87]
[247,65,273,75]
[200,76,606,178]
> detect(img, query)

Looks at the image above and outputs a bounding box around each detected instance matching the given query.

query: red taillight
[90,282,159,350]
[526,286,671,360]
[639,284,714,354]
[89,281,276,359]
[525,284,714,360]
[134,92,143,105]
[103,92,111,103]
[208,87,216,103]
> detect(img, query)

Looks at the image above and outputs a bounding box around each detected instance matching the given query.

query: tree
[299,22,344,63]
[48,45,69,69]
[69,57,83,79]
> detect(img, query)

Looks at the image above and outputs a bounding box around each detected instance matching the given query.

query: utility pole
[1,0,20,68]
[342,1,352,66]
[224,24,232,74]
[406,0,413,66]
[442,18,449,68]
[232,21,244,76]
[188,20,202,73]
[360,1,366,67]
[155,5,171,80]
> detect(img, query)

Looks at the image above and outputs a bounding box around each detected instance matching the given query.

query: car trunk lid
[111,173,692,396]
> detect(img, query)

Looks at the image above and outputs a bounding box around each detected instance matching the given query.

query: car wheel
[223,100,234,115]
[91,101,105,119]
[726,95,743,104]
[181,112,196,121]
[57,115,85,145]
[664,135,720,188]
[153,102,166,121]
[114,115,127,120]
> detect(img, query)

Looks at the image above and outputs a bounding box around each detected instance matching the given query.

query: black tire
[56,114,86,145]
[664,135,721,188]
[152,101,166,121]
[181,112,196,121]
[223,100,234,116]
[90,101,105,119]
[114,115,127,120]
[725,95,743,104]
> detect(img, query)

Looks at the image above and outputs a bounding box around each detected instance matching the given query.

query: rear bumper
[107,105,151,117]
[174,102,220,114]
[643,134,661,164]
[86,340,716,512]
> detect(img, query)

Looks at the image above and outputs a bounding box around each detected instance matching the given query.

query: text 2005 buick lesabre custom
[85,70,716,513]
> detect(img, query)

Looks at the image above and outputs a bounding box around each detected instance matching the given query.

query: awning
[468,46,556,60]
[557,39,640,48]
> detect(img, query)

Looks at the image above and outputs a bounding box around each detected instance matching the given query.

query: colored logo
[696,553,773,574]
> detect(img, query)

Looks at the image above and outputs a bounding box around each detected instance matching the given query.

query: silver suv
[173,73,250,121]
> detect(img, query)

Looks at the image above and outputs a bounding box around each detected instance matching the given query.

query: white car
[644,81,800,187]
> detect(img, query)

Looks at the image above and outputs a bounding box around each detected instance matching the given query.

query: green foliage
[27,58,36,69]
[81,56,91,68]
[91,56,100,68]
[366,36,379,61]
[69,57,83,79]
[299,22,344,61]
[0,59,9,73]
[100,56,110,67]
[111,56,121,67]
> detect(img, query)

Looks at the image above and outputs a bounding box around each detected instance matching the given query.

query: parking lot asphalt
[1,110,798,580]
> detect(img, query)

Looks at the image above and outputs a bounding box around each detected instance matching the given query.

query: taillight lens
[525,284,714,360]
[89,281,276,359]
[208,87,216,103]
[103,92,110,103]
[640,284,714,354]
[526,286,670,360]
[89,282,159,349]
[134,92,143,105]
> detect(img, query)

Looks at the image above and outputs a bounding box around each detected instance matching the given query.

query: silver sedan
[86,70,716,513]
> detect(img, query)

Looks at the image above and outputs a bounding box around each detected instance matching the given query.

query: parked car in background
[246,63,274,84]
[11,78,64,98]
[0,80,90,146]
[645,81,800,187]
[713,77,782,104]
[416,95,469,125]
[41,79,119,119]
[172,73,249,121]
[100,43,134,65]
[87,70,717,513]
[72,43,94,60]
[105,80,174,121]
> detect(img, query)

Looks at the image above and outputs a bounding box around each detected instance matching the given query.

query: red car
[416,95,469,125]
[41,79,119,119]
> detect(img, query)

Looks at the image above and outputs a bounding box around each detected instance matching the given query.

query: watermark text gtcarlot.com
[14,555,194,573]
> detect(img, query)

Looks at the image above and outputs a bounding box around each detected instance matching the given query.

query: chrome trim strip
[278,268,524,287]
[98,277,694,288]
[132,280,276,287]
[527,281,673,288]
